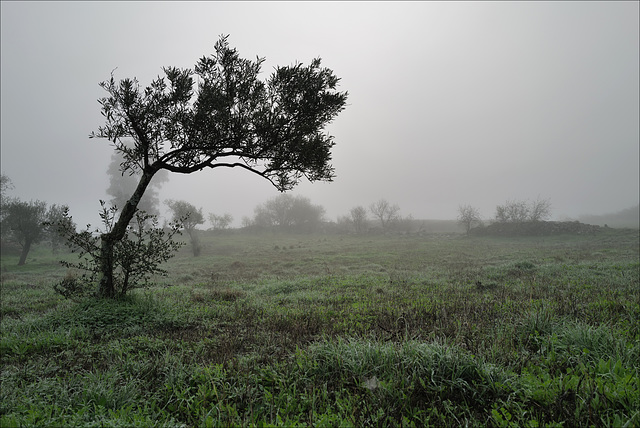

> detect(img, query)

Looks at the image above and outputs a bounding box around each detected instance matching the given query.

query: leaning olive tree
[88,35,348,298]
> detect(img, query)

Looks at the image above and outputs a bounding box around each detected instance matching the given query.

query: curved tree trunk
[97,168,157,298]
[17,238,32,266]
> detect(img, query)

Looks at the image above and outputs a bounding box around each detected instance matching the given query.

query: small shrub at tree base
[51,201,185,298]
[53,271,92,301]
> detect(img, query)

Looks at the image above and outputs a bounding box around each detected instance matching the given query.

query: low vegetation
[1,227,638,426]
[469,220,603,237]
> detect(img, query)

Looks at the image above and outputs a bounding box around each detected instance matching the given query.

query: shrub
[52,201,185,298]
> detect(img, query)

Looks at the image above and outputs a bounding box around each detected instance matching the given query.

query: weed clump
[53,270,92,301]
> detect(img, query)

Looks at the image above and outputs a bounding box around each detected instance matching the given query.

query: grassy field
[1,227,639,427]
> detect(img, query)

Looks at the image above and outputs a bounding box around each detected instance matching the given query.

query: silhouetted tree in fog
[44,203,75,253]
[70,34,347,298]
[457,204,483,234]
[106,151,168,216]
[349,206,368,234]
[369,199,400,232]
[166,200,205,256]
[2,200,47,265]
[253,194,325,232]
[495,197,551,223]
[0,174,14,208]
[0,174,15,241]
[209,213,233,231]
[529,197,552,221]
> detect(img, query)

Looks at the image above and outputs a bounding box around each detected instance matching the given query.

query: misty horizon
[1,2,638,229]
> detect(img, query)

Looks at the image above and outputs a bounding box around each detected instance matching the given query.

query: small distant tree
[495,199,530,223]
[335,215,351,233]
[349,206,368,234]
[529,197,552,221]
[86,35,347,298]
[0,174,14,207]
[457,204,482,234]
[289,195,325,232]
[166,200,205,256]
[253,194,292,228]
[0,174,16,242]
[106,151,168,217]
[2,200,47,265]
[209,213,233,231]
[252,194,324,232]
[369,199,400,232]
[397,213,415,234]
[44,203,75,253]
[241,216,253,229]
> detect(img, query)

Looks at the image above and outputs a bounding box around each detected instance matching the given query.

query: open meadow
[1,227,639,427]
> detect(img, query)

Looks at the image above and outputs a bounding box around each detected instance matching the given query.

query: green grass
[1,228,639,426]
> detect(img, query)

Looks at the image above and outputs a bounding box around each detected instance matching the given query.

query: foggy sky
[1,1,638,228]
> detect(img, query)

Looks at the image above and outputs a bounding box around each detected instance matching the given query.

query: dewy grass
[1,228,638,426]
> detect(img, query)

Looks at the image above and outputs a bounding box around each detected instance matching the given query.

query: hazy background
[2,1,638,228]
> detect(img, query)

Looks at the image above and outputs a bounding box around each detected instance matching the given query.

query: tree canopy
[166,199,205,256]
[91,35,347,191]
[495,198,552,223]
[369,199,400,232]
[457,204,483,234]
[349,206,368,234]
[2,200,47,265]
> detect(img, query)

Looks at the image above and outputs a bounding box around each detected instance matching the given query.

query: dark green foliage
[91,34,347,190]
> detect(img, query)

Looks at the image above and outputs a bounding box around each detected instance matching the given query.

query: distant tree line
[335,199,418,235]
[457,197,553,235]
[156,195,423,240]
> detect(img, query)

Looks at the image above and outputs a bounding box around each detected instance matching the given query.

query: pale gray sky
[1,1,638,228]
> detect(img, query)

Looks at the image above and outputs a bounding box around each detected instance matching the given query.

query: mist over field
[1,3,639,423]
[1,2,638,228]
[578,204,640,229]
